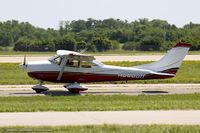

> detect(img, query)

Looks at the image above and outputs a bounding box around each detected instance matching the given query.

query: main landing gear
[32,81,49,94]
[64,82,88,94]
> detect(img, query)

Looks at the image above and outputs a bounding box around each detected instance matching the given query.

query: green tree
[139,36,162,51]
[0,31,13,46]
[0,18,200,52]
[76,41,87,52]
[55,36,77,51]
[71,20,87,32]
[13,37,30,51]
[92,38,113,52]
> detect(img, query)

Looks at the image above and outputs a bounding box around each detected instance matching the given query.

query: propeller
[23,55,26,66]
[19,55,27,70]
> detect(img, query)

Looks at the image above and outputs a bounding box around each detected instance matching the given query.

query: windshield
[49,55,62,65]
[49,55,103,67]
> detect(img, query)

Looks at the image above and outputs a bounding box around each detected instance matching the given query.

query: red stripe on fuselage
[161,69,178,74]
[175,42,192,48]
[28,71,174,83]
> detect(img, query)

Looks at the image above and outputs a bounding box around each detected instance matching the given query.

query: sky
[0,0,199,29]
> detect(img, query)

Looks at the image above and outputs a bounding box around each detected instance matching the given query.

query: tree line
[0,18,200,52]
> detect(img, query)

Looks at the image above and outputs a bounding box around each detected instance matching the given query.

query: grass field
[0,63,37,85]
[1,125,200,133]
[1,94,200,112]
[0,61,199,85]
[0,50,199,56]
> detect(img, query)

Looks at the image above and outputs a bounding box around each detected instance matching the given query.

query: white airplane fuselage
[26,60,174,83]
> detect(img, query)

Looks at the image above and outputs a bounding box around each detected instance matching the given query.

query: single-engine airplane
[19,42,192,93]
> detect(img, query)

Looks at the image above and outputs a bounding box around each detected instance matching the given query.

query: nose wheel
[32,81,49,93]
[64,83,88,93]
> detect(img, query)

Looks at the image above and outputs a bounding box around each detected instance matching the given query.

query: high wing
[57,50,95,61]
[56,50,95,80]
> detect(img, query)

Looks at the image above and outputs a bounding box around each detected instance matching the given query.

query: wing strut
[57,56,67,81]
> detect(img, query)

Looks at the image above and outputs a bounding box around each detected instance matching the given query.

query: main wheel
[32,85,49,94]
[68,89,81,94]
[68,88,88,94]
[35,90,43,94]
[65,83,88,94]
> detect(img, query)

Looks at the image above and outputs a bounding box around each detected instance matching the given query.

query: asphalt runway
[1,111,200,126]
[0,84,200,96]
[0,55,200,63]
[1,84,200,126]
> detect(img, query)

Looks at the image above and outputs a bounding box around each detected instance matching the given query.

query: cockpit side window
[66,59,80,67]
[65,59,97,68]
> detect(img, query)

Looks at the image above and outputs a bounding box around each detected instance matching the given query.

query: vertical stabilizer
[134,42,192,74]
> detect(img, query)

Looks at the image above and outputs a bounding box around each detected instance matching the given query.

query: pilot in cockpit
[66,59,73,66]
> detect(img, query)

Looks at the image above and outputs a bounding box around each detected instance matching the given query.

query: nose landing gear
[32,81,49,93]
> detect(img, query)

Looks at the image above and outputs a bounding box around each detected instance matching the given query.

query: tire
[68,89,80,94]
[35,90,43,93]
